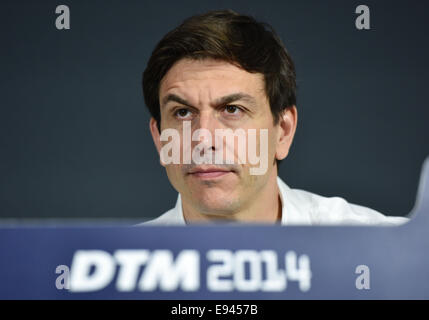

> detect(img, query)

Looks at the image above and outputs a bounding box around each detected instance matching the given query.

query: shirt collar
[277,177,313,225]
[173,194,187,225]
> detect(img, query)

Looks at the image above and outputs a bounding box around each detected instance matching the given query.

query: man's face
[150,58,296,219]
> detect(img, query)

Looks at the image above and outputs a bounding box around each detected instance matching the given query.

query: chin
[195,196,239,216]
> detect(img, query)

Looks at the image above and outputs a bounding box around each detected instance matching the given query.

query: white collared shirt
[141,177,409,226]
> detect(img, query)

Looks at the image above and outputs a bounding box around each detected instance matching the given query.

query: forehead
[159,58,266,100]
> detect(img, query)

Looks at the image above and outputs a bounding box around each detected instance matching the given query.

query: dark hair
[142,10,297,132]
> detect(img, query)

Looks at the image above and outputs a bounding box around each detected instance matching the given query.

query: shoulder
[134,196,186,226]
[292,188,409,226]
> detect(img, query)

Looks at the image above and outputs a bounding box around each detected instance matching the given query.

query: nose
[196,110,219,133]
[192,110,219,153]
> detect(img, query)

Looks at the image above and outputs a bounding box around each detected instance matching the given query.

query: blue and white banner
[0,158,428,299]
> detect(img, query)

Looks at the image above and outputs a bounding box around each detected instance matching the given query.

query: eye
[174,108,191,119]
[224,105,241,115]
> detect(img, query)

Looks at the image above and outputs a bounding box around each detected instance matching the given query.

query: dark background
[0,0,427,221]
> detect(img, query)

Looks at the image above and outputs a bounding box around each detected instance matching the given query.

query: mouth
[188,166,235,180]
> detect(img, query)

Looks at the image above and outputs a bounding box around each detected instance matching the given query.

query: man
[141,10,408,226]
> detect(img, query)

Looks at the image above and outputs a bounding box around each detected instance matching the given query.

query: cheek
[165,165,184,189]
[256,126,278,161]
[269,129,279,155]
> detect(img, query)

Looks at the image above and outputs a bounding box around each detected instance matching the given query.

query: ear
[149,117,162,155]
[275,106,298,160]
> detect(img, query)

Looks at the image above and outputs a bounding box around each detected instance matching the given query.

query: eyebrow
[161,92,257,109]
[161,94,194,109]
[213,93,257,107]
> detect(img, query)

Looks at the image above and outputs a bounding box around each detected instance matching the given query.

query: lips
[188,166,233,179]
